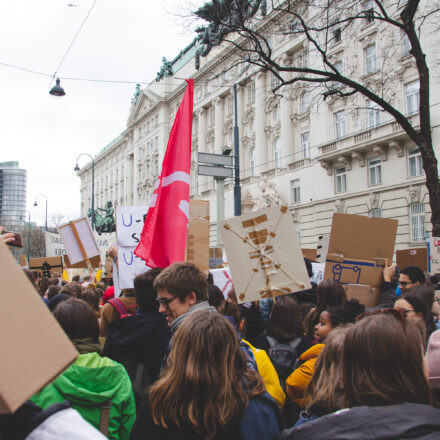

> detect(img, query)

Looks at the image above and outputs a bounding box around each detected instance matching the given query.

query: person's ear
[187,291,197,306]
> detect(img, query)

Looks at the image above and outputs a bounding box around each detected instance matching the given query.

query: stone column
[255,71,267,173]
[280,91,294,165]
[214,97,224,154]
[197,108,208,193]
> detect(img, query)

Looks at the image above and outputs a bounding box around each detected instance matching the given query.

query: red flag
[134,79,194,267]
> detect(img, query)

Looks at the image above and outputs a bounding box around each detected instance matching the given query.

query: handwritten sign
[116,206,150,289]
[430,237,440,273]
[45,231,66,257]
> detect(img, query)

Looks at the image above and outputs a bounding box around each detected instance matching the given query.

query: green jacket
[31,352,136,440]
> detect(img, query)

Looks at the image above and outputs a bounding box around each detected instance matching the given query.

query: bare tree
[49,213,66,228]
[193,0,440,235]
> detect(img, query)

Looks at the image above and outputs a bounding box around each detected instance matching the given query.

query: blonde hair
[306,325,351,415]
[149,310,265,439]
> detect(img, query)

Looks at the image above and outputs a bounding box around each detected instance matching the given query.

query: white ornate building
[78,1,440,252]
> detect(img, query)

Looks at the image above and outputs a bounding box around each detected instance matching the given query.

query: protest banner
[45,231,66,257]
[430,237,440,273]
[324,213,397,289]
[0,239,78,413]
[59,218,101,269]
[116,205,150,289]
[396,247,428,272]
[186,200,210,271]
[210,267,234,297]
[29,256,63,277]
[221,205,311,303]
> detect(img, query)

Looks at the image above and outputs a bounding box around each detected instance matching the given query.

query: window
[301,91,310,113]
[250,148,256,176]
[334,61,343,75]
[369,208,383,218]
[302,132,310,158]
[273,105,280,121]
[409,202,425,242]
[368,157,382,186]
[155,136,159,150]
[332,23,341,43]
[402,32,411,56]
[365,45,377,74]
[368,100,380,128]
[271,73,281,90]
[297,52,308,68]
[227,96,233,116]
[335,166,347,193]
[291,179,300,203]
[364,0,375,23]
[408,146,423,177]
[273,138,281,167]
[335,110,346,139]
[406,80,420,114]
[248,82,255,105]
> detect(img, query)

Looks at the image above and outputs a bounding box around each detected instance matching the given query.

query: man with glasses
[398,266,425,292]
[154,262,215,334]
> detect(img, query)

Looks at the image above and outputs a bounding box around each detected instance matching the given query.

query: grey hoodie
[170,300,217,335]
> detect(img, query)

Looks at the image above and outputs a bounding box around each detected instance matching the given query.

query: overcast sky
[0,0,202,226]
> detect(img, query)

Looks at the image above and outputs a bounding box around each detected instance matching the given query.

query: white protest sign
[430,237,440,273]
[45,231,66,257]
[94,232,117,262]
[210,267,234,298]
[116,206,150,289]
[311,262,325,285]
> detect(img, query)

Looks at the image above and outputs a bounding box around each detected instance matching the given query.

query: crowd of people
[2,226,440,439]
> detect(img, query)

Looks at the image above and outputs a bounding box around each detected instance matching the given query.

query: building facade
[0,161,27,231]
[78,1,439,254]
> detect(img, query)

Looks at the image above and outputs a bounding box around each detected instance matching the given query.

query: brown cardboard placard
[221,205,311,304]
[209,247,224,268]
[29,256,63,276]
[396,248,428,272]
[302,248,317,262]
[63,254,101,269]
[343,284,380,308]
[186,200,210,271]
[324,213,398,289]
[19,254,27,267]
[0,239,78,413]
[58,218,100,269]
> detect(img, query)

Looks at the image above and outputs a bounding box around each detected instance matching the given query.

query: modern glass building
[0,161,27,231]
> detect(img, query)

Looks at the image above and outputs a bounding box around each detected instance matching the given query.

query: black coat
[102,311,171,383]
[280,402,440,440]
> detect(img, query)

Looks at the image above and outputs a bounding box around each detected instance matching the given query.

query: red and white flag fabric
[134,79,194,268]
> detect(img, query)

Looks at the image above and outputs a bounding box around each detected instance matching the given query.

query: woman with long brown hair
[129,310,282,440]
[280,310,440,439]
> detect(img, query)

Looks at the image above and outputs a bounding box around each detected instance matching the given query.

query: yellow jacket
[241,339,286,408]
[286,343,324,408]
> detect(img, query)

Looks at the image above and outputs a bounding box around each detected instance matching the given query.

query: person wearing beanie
[426,329,440,401]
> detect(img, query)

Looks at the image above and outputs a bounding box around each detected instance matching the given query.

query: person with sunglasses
[398,265,425,292]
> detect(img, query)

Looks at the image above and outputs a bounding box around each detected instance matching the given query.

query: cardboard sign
[29,256,63,276]
[343,284,380,308]
[186,200,210,271]
[221,205,311,303]
[302,248,317,262]
[210,267,234,297]
[430,237,440,274]
[324,213,397,288]
[63,254,101,269]
[0,239,78,413]
[45,231,67,257]
[58,218,100,268]
[316,233,330,263]
[209,247,224,269]
[19,254,27,267]
[116,206,150,289]
[396,247,428,272]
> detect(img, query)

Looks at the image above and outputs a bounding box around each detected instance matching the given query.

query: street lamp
[49,78,66,97]
[74,153,95,230]
[34,193,48,232]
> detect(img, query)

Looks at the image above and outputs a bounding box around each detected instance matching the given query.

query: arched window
[273,138,281,168]
[250,147,256,176]
[409,202,425,242]
[301,91,310,113]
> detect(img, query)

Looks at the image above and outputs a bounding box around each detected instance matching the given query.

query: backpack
[266,336,301,389]
[108,298,137,318]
